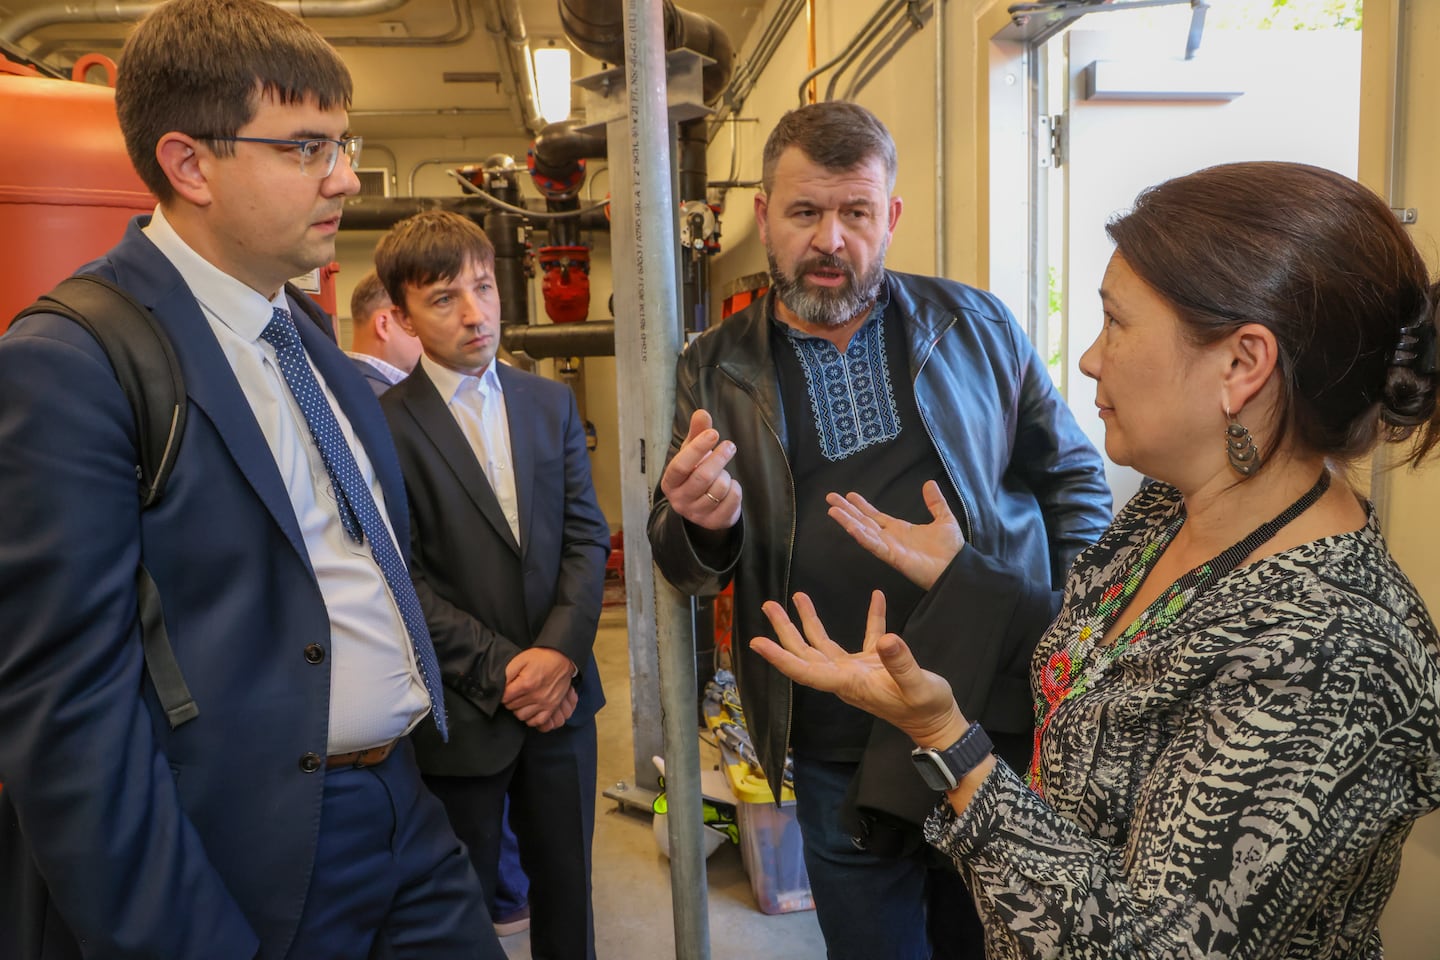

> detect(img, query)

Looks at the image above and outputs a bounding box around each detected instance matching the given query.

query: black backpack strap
[137,565,199,727]
[13,275,198,729]
[15,274,186,508]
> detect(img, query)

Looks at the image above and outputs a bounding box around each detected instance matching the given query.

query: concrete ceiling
[0,0,765,141]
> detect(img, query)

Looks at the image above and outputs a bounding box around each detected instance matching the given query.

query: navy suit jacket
[0,218,421,960]
[381,362,609,778]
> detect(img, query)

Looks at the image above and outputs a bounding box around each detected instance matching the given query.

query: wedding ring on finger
[704,490,722,504]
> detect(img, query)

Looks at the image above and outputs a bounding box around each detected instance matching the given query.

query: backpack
[11,274,335,730]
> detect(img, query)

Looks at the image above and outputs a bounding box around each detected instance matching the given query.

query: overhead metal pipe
[340,195,610,234]
[501,321,614,359]
[339,196,479,231]
[707,0,804,136]
[0,0,408,44]
[558,0,734,105]
[796,0,910,106]
[481,0,544,134]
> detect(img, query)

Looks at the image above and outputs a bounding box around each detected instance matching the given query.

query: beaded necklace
[1026,470,1332,795]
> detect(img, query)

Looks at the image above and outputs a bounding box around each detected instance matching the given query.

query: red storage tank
[0,62,154,330]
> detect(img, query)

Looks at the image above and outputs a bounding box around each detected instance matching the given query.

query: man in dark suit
[0,2,499,958]
[348,268,421,395]
[376,210,610,960]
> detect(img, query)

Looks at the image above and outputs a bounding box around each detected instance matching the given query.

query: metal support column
[577,34,713,960]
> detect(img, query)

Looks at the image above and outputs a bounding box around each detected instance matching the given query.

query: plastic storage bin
[704,702,814,915]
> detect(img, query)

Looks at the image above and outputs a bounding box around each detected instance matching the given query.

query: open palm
[750,590,963,747]
[826,480,964,590]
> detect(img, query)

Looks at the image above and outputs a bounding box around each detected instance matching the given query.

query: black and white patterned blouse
[925,481,1440,959]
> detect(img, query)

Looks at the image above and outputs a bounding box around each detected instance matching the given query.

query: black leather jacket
[648,270,1112,801]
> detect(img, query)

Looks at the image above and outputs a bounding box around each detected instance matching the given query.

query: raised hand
[827,480,964,590]
[660,408,743,530]
[749,590,966,750]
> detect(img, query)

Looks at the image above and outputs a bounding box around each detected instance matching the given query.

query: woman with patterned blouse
[751,162,1440,959]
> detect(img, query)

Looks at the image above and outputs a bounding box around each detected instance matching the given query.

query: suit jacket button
[299,752,322,773]
[304,643,326,664]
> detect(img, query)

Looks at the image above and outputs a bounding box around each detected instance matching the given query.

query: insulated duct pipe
[677,118,710,335]
[339,196,480,231]
[558,0,734,105]
[532,120,610,248]
[501,320,614,359]
[533,119,609,172]
[0,0,408,44]
[340,196,612,234]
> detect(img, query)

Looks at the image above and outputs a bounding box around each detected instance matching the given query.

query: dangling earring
[1225,406,1260,477]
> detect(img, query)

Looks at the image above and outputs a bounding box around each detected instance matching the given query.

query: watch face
[910,724,993,792]
[911,748,957,792]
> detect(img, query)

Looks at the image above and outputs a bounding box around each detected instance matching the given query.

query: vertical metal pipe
[610,1,711,956]
[806,0,817,103]
[677,118,709,335]
[480,164,530,328]
[933,0,946,277]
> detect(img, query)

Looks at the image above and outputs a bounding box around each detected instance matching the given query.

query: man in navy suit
[348,268,422,396]
[376,210,610,960]
[0,2,499,958]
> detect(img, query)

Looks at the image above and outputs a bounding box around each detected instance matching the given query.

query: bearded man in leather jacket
[648,101,1111,960]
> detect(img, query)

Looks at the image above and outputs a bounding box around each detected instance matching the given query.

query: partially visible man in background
[348,268,422,395]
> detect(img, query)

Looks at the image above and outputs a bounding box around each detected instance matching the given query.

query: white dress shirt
[144,208,430,754]
[347,351,409,386]
[421,354,520,544]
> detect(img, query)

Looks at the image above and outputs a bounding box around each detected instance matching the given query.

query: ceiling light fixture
[532,40,573,124]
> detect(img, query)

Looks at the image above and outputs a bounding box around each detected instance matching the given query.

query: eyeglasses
[196,135,363,178]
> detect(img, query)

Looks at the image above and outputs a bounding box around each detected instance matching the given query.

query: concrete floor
[500,606,827,959]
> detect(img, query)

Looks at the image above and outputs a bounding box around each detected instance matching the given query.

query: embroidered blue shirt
[776,291,901,461]
[770,282,956,760]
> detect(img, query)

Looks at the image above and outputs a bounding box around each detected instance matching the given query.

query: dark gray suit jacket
[381,362,609,777]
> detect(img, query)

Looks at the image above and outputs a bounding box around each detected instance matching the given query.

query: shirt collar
[422,353,501,405]
[142,205,288,340]
[346,352,410,385]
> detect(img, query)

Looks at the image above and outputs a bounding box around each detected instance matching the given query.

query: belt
[326,739,399,769]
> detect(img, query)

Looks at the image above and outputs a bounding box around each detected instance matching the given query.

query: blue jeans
[791,755,984,960]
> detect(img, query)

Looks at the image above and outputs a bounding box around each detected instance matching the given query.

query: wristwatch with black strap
[910,722,993,792]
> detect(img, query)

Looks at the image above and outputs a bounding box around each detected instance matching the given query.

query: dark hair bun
[1380,291,1440,429]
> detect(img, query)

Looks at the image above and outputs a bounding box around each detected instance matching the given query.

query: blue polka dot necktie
[260,307,448,739]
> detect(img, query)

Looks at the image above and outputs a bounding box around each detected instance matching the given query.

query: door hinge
[1039,113,1065,169]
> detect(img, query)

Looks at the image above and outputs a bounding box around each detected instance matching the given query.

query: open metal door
[1056,21,1361,505]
